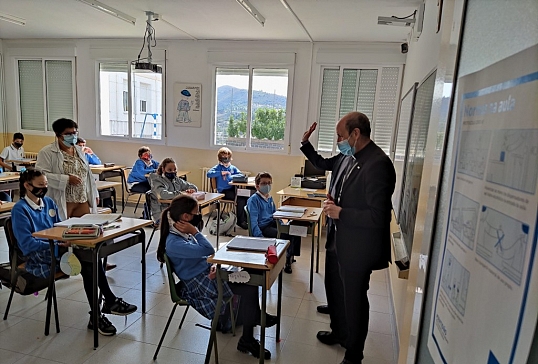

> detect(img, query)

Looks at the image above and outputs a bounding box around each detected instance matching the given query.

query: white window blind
[18,60,45,131]
[45,60,74,130]
[317,66,401,154]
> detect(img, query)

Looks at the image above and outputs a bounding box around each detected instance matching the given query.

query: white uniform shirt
[0,144,25,171]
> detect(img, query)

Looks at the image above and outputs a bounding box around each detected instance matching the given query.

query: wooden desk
[274,206,323,293]
[90,165,126,175]
[0,172,20,194]
[0,201,15,226]
[277,186,328,227]
[33,217,152,348]
[91,165,126,210]
[95,181,122,213]
[228,176,256,188]
[5,159,37,171]
[159,192,225,247]
[206,238,289,364]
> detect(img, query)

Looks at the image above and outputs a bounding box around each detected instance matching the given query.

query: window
[99,62,163,139]
[214,67,290,151]
[17,59,75,131]
[317,66,401,154]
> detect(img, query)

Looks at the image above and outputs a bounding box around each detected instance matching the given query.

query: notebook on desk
[226,236,278,252]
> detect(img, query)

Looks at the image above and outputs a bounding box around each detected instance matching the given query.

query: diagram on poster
[449,192,479,250]
[440,250,470,316]
[476,206,529,286]
[486,129,538,194]
[457,130,491,179]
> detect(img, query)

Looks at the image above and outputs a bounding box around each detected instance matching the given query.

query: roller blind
[374,67,400,154]
[317,68,340,152]
[18,60,45,131]
[46,60,74,130]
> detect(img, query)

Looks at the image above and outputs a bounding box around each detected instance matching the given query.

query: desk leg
[112,188,117,213]
[276,271,283,342]
[316,220,321,273]
[216,201,221,249]
[205,264,222,364]
[309,223,315,293]
[260,272,267,364]
[92,248,99,348]
[45,239,58,336]
[141,229,146,313]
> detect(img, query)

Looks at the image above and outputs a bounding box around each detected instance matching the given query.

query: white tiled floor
[0,205,398,364]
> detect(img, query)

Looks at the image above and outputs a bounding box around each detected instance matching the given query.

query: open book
[278,206,307,213]
[54,213,122,227]
[273,210,304,219]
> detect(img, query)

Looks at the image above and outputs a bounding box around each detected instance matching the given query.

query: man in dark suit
[300,122,351,347]
[323,112,396,364]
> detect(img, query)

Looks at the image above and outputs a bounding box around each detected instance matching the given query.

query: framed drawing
[174,83,201,127]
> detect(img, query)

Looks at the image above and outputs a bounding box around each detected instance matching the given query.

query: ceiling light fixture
[76,0,136,26]
[133,11,162,74]
[236,0,265,27]
[378,11,417,27]
[279,0,313,42]
[0,13,26,26]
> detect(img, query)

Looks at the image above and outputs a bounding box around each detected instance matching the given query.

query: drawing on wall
[440,250,470,316]
[174,83,201,127]
[449,192,479,250]
[476,205,529,286]
[456,130,491,180]
[486,129,538,194]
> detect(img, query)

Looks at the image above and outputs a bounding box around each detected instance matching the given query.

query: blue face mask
[259,184,271,195]
[62,134,77,147]
[337,135,355,156]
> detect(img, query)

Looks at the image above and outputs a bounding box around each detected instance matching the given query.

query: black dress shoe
[255,313,278,328]
[317,304,329,314]
[317,330,345,346]
[237,336,271,359]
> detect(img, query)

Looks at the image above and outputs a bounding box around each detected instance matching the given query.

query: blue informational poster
[428,45,538,363]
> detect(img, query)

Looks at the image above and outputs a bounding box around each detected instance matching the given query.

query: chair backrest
[163,254,189,305]
[4,218,26,269]
[122,168,132,193]
[244,206,253,236]
[209,177,217,193]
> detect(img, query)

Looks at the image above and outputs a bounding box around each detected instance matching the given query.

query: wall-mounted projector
[377,16,416,27]
[133,62,162,74]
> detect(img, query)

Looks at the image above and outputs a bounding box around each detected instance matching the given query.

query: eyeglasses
[259,182,272,186]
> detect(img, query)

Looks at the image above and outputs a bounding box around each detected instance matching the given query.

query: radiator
[25,152,38,159]
[201,167,212,192]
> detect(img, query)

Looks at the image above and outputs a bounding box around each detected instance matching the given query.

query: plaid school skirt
[181,266,233,321]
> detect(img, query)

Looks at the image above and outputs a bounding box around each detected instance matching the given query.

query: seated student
[0,132,25,172]
[206,147,248,230]
[11,169,137,336]
[246,172,301,274]
[127,146,159,193]
[76,137,102,165]
[148,157,198,223]
[156,195,276,360]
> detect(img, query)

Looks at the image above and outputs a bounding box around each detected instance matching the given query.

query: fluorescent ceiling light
[0,13,26,26]
[236,0,265,27]
[76,0,136,26]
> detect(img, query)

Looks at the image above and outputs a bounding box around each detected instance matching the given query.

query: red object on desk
[265,245,278,264]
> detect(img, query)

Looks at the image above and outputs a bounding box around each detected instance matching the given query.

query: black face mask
[13,142,23,149]
[29,184,48,199]
[164,172,177,180]
[188,213,203,228]
[219,158,230,164]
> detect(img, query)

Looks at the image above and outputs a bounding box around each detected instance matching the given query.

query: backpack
[209,211,236,236]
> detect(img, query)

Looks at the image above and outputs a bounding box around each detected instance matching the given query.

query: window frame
[15,56,77,134]
[210,63,295,154]
[315,63,403,156]
[96,60,165,144]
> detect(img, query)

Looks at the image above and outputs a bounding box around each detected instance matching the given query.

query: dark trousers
[228,282,260,339]
[261,221,301,261]
[325,233,347,341]
[79,258,116,312]
[130,181,151,193]
[339,265,372,363]
[222,188,247,225]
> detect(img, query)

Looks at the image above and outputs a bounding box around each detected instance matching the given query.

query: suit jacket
[300,141,349,250]
[334,141,396,271]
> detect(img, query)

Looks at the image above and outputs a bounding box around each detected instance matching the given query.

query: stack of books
[273,206,306,219]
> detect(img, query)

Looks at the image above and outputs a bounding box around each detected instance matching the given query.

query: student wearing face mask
[11,169,137,336]
[246,172,301,274]
[127,146,159,193]
[0,132,25,172]
[206,147,248,229]
[148,157,198,224]
[157,194,276,360]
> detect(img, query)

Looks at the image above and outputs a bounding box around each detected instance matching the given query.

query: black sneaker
[87,314,117,336]
[284,263,292,274]
[102,297,137,316]
[237,336,271,359]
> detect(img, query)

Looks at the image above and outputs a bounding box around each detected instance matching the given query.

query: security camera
[401,42,408,54]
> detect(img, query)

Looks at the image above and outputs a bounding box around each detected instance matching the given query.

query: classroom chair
[121,167,146,214]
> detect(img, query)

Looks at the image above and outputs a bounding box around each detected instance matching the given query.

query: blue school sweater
[206,163,241,192]
[127,159,160,184]
[85,152,102,165]
[166,231,215,280]
[11,196,61,256]
[247,192,276,237]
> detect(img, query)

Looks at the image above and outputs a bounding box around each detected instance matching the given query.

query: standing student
[36,118,99,221]
[322,112,396,364]
[206,147,248,229]
[246,172,301,274]
[148,157,198,223]
[300,121,350,348]
[11,169,137,336]
[0,132,25,172]
[76,137,102,165]
[127,146,159,193]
